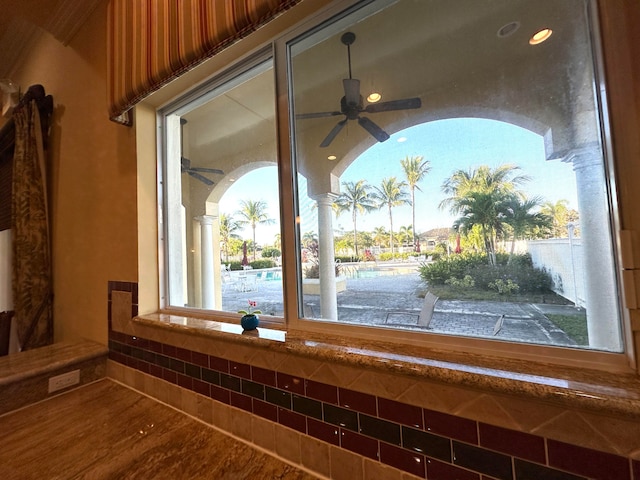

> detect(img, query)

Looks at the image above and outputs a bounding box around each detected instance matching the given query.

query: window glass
[289,0,623,351]
[163,59,284,317]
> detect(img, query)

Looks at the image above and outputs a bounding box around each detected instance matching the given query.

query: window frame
[154,0,635,373]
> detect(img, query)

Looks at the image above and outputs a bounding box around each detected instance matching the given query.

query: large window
[162,0,625,356]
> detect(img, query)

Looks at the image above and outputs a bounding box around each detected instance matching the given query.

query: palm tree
[540,199,579,238]
[398,225,414,246]
[440,164,530,213]
[503,195,552,260]
[372,226,389,247]
[219,213,242,262]
[452,190,510,265]
[334,180,377,257]
[401,155,431,248]
[236,199,275,261]
[371,177,411,255]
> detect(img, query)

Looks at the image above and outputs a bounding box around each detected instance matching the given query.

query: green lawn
[546,313,589,346]
[424,285,572,305]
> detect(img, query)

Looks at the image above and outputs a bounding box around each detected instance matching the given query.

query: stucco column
[565,147,621,351]
[197,215,216,309]
[314,193,338,320]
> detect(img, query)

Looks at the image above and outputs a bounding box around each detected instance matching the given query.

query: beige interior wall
[7,2,138,345]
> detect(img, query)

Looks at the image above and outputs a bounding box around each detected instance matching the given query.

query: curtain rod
[0,85,53,158]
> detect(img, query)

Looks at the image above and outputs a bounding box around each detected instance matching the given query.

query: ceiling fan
[296,32,422,148]
[180,118,224,186]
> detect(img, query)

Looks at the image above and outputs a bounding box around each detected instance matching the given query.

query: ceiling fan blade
[181,156,191,170]
[364,97,422,114]
[189,166,225,174]
[358,116,390,143]
[296,111,342,120]
[187,171,214,186]
[343,78,361,106]
[320,119,347,148]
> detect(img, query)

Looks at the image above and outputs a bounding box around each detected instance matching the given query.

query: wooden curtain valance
[107,0,302,125]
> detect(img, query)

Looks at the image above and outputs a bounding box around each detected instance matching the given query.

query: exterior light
[529,28,552,45]
[327,155,337,161]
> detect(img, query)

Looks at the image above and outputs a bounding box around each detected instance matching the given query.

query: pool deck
[221,265,583,347]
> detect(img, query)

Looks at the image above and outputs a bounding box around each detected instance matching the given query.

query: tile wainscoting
[107,281,640,480]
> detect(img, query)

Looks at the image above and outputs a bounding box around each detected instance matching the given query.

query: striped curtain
[107,0,301,125]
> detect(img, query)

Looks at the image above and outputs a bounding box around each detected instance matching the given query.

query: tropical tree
[372,226,389,247]
[371,177,411,255]
[440,164,530,213]
[398,225,414,246]
[452,190,510,265]
[334,180,377,257]
[540,200,580,238]
[219,213,242,262]
[302,231,318,248]
[236,199,275,260]
[401,155,431,248]
[503,195,552,260]
[441,164,531,265]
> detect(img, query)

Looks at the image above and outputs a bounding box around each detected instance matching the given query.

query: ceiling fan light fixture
[529,28,552,45]
[367,92,382,103]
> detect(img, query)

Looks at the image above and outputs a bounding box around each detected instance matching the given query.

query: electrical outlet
[48,370,80,393]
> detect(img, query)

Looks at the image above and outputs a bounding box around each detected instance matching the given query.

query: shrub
[488,278,520,294]
[445,275,475,288]
[250,259,276,269]
[261,246,281,258]
[303,263,341,279]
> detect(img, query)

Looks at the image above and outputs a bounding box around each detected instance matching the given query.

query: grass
[546,313,589,346]
[423,284,572,305]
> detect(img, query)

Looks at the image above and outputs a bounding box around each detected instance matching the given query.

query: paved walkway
[222,271,584,347]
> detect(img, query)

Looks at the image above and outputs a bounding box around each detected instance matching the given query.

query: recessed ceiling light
[397,137,407,143]
[367,92,382,103]
[327,155,337,161]
[497,21,520,38]
[529,28,552,45]
[229,178,236,182]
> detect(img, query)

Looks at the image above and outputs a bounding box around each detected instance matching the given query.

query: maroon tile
[479,423,545,464]
[340,429,379,460]
[427,457,480,480]
[279,408,307,433]
[108,350,125,364]
[162,369,177,384]
[192,379,210,397]
[230,391,253,412]
[378,397,423,428]
[633,459,640,480]
[251,366,276,386]
[230,361,251,379]
[379,442,426,478]
[175,347,192,362]
[162,344,177,358]
[147,340,163,353]
[547,440,630,480]
[137,360,150,374]
[149,363,163,378]
[253,399,278,422]
[209,355,229,373]
[305,379,338,404]
[424,409,478,444]
[277,372,305,394]
[177,373,192,390]
[307,418,340,446]
[191,351,209,368]
[209,385,230,404]
[339,387,377,415]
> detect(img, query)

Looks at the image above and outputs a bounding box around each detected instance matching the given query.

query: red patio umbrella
[241,241,249,266]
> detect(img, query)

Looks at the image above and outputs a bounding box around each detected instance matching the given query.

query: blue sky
[219,118,579,245]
